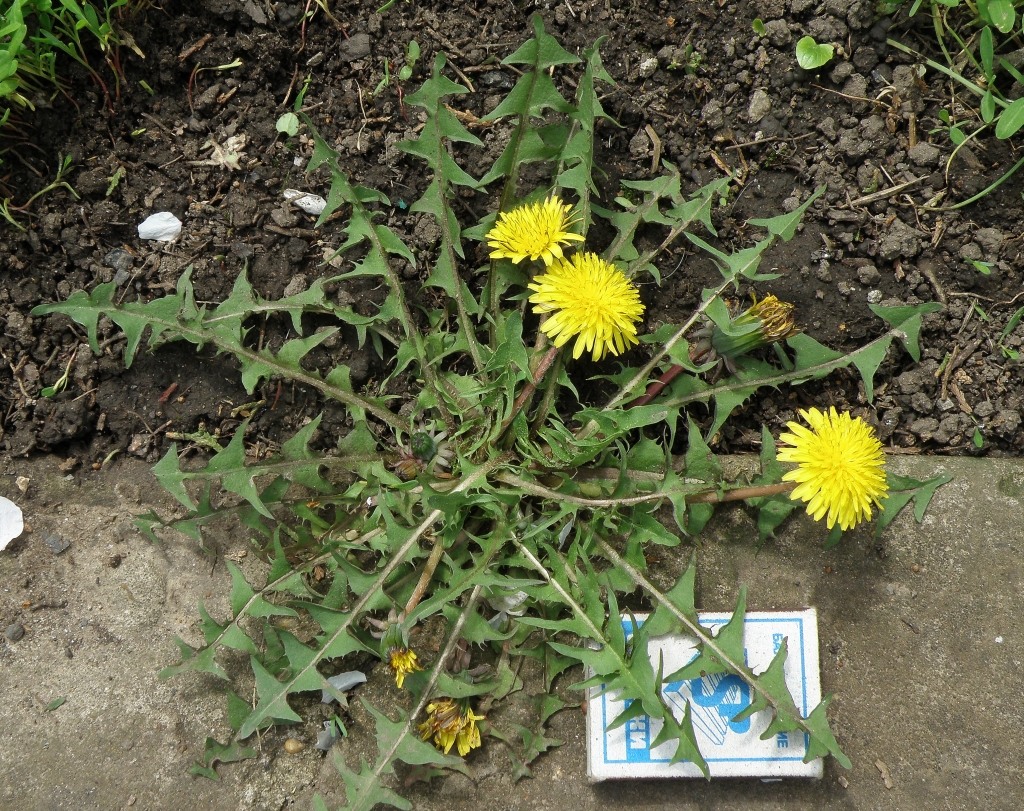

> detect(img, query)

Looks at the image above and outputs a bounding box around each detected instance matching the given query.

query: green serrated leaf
[747,186,824,239]
[159,635,230,681]
[31,266,402,430]
[329,751,412,811]
[748,428,801,540]
[875,471,953,535]
[733,638,801,726]
[238,631,329,738]
[665,589,748,682]
[644,555,699,636]
[801,695,851,768]
[190,736,257,780]
[869,301,943,362]
[650,690,708,775]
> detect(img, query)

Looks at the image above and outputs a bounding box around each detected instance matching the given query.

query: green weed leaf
[795,35,835,70]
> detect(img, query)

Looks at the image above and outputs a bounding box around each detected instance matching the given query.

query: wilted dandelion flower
[750,294,797,337]
[691,293,798,371]
[486,194,585,266]
[777,407,888,531]
[418,698,485,756]
[454,711,483,756]
[528,252,645,361]
[387,647,422,689]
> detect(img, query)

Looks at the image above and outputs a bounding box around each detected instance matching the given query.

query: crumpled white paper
[0,496,24,551]
[137,211,182,241]
[283,189,327,216]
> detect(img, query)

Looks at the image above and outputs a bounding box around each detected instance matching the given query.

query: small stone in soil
[747,89,772,123]
[908,142,941,167]
[5,622,25,642]
[339,33,371,62]
[103,248,134,275]
[44,534,71,555]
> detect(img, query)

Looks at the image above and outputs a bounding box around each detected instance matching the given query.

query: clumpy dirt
[1,0,1023,806]
[3,0,1024,465]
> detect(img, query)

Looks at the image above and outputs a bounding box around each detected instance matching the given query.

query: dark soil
[4,0,1024,468]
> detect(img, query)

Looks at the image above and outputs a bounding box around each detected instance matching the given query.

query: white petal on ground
[0,496,24,551]
[283,188,327,216]
[137,212,182,241]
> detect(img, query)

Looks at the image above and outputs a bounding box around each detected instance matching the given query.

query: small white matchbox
[587,609,824,781]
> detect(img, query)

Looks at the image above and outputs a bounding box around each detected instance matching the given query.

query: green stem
[569,278,732,445]
[529,350,563,437]
[654,324,912,413]
[886,38,1001,106]
[605,278,731,412]
[926,153,1024,212]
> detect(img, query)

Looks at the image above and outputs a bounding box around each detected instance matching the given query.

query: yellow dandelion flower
[387,647,422,689]
[418,698,485,757]
[486,194,585,266]
[527,252,645,361]
[777,407,888,531]
[455,708,484,756]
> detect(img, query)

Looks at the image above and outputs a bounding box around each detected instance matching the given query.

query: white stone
[0,496,24,551]
[283,189,327,216]
[137,211,182,241]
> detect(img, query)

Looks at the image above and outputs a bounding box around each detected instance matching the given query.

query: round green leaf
[275,112,300,136]
[795,36,835,70]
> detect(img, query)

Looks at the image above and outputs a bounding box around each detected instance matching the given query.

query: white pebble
[283,189,327,216]
[137,212,182,241]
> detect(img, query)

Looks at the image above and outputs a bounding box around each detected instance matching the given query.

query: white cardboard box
[587,609,823,780]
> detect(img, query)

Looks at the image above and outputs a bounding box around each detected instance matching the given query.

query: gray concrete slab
[0,453,1019,810]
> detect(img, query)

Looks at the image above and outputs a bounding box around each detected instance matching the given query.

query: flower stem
[529,350,563,437]
[495,472,796,509]
[686,481,796,504]
[401,533,446,620]
[498,344,560,442]
[628,363,685,407]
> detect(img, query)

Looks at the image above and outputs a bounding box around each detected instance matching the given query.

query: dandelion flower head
[746,294,799,343]
[418,698,485,756]
[486,194,585,266]
[387,646,422,689]
[528,252,645,361]
[777,407,888,531]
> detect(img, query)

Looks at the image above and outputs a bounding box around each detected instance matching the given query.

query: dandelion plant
[33,15,950,809]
